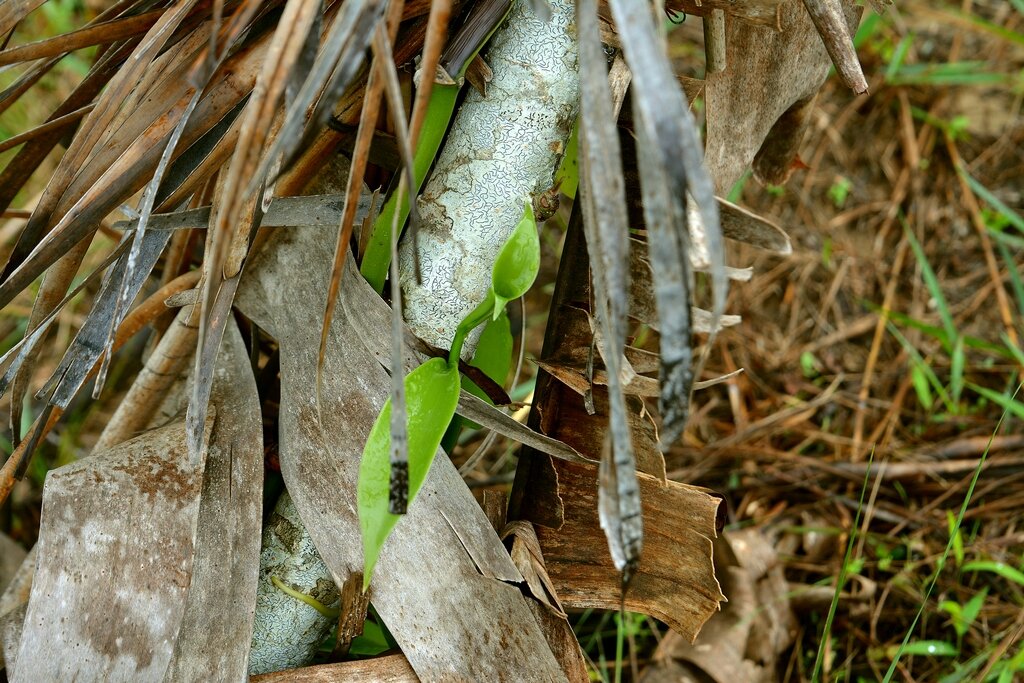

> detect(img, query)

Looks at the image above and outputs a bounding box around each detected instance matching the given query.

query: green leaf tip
[491,200,540,320]
[358,358,461,590]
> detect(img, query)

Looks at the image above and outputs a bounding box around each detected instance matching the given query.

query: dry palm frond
[0,0,727,589]
[576,0,641,580]
[0,0,859,675]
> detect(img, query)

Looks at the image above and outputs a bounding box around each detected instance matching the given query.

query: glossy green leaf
[347,619,392,657]
[491,201,540,319]
[461,310,513,431]
[472,310,514,382]
[554,120,579,200]
[358,357,461,589]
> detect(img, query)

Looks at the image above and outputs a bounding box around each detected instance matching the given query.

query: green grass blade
[967,383,1024,420]
[1002,336,1024,367]
[961,561,1024,587]
[903,219,958,351]
[989,224,1024,248]
[890,640,958,657]
[887,323,956,413]
[890,61,1014,87]
[1001,644,1024,682]
[996,242,1024,328]
[853,10,882,49]
[921,5,1024,46]
[885,34,914,81]
[958,166,1024,233]
[614,612,625,683]
[950,335,965,406]
[883,383,1023,682]
[811,447,875,682]
[911,364,935,410]
[868,303,1014,358]
[960,588,988,631]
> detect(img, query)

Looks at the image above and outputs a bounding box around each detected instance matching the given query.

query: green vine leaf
[491,201,540,319]
[358,358,461,590]
[471,310,513,383]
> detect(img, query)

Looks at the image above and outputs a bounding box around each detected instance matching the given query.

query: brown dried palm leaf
[1,12,275,451]
[188,0,386,458]
[0,0,825,675]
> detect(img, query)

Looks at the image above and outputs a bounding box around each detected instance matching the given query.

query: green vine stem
[448,293,496,369]
[270,576,341,619]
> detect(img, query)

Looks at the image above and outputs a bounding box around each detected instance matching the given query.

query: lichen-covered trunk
[398,0,578,356]
[248,492,340,676]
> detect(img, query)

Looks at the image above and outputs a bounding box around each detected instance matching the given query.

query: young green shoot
[357,201,539,590]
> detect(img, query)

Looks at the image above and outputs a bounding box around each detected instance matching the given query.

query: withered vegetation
[0,1,1022,682]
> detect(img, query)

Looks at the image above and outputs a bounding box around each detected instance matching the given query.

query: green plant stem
[448,293,495,368]
[270,576,340,619]
[614,617,625,683]
[360,1,514,293]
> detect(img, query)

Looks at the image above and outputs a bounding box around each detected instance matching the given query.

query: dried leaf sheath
[317,0,400,401]
[0,0,48,38]
[576,0,642,576]
[606,0,726,448]
[0,21,262,313]
[248,0,387,190]
[0,9,165,66]
[99,82,208,396]
[1,0,214,436]
[632,110,695,448]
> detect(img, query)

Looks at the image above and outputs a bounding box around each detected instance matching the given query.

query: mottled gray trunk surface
[248,492,339,676]
[399,0,579,356]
